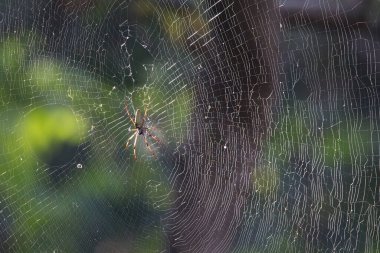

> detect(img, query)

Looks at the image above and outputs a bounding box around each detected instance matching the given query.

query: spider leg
[126,131,137,148]
[144,95,151,118]
[124,102,136,126]
[143,135,157,159]
[133,130,139,160]
[144,105,148,119]
[146,130,160,143]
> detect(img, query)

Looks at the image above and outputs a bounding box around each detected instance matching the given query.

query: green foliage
[0,36,25,71]
[266,108,374,167]
[252,164,280,197]
[133,228,166,253]
[23,105,88,155]
[0,34,172,252]
[323,120,373,166]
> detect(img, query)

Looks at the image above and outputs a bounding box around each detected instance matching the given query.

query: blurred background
[0,0,379,252]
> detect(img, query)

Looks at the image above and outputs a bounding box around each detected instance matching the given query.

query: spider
[125,102,160,160]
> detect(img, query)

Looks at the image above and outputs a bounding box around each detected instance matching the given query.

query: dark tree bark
[167,1,280,252]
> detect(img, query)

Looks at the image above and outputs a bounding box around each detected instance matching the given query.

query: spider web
[0,0,379,252]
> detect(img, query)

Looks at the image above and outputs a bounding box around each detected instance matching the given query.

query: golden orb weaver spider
[125,102,160,160]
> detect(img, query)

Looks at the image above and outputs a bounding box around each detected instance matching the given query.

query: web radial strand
[0,0,379,252]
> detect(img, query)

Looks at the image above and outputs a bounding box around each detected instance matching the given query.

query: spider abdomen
[138,128,145,135]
